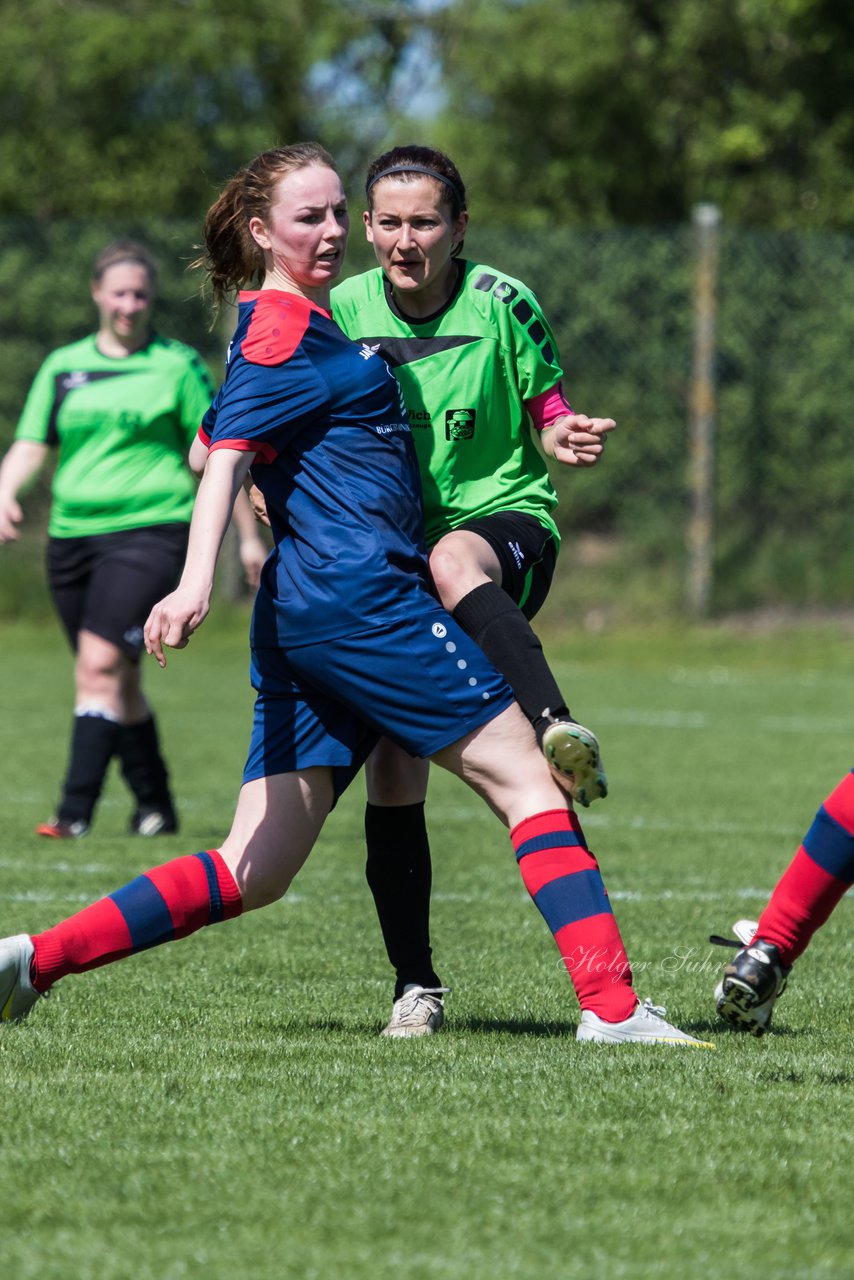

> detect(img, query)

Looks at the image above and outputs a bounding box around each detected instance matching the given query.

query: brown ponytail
[194,142,337,313]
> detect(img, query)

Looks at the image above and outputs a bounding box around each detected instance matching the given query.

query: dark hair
[194,143,337,310]
[365,145,467,257]
[92,239,157,286]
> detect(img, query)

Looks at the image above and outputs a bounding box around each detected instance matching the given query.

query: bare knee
[219,770,332,911]
[428,531,501,612]
[74,632,129,706]
[429,547,476,611]
[220,834,303,911]
[365,740,429,806]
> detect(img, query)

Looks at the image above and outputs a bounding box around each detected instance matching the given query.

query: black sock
[451,581,570,742]
[365,802,441,1000]
[116,716,175,814]
[58,711,121,824]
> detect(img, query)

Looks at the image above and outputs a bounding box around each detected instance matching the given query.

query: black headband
[366,164,465,205]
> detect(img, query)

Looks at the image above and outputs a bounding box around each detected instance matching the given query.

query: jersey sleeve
[207,345,329,462]
[505,281,565,404]
[14,356,59,446]
[176,350,217,448]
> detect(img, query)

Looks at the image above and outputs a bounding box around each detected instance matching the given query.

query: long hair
[194,143,337,312]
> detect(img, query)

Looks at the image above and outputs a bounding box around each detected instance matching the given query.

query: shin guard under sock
[451,582,570,736]
[755,770,854,966]
[30,849,242,990]
[58,709,121,824]
[512,808,637,1021]
[365,802,441,998]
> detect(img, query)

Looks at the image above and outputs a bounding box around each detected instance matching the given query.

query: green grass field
[1,612,853,1279]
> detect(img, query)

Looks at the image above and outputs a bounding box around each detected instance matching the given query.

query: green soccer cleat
[541,718,608,807]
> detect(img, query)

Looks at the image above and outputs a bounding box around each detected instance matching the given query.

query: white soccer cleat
[0,934,45,1023]
[380,985,449,1037]
[577,997,715,1048]
[541,719,607,807]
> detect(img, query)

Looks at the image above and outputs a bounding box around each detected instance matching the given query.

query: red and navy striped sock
[30,850,242,991]
[755,770,854,966]
[512,808,637,1022]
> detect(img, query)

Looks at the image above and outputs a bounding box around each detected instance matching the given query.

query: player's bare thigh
[431,702,567,828]
[218,767,335,910]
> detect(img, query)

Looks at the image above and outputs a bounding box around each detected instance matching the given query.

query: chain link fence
[2,216,853,619]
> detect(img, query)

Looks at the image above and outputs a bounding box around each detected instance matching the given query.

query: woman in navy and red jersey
[0,144,708,1049]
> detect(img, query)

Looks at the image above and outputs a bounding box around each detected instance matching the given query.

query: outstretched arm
[0,440,49,542]
[144,447,255,666]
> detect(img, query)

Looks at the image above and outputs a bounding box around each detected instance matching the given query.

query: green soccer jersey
[331,261,563,548]
[15,333,215,538]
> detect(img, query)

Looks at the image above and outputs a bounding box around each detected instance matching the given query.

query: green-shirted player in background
[0,239,267,840]
[330,146,616,1035]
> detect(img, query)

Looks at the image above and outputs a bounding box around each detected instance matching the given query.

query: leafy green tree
[0,0,333,218]
[425,0,854,229]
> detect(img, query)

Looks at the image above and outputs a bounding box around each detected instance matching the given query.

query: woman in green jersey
[0,239,267,840]
[331,146,616,1035]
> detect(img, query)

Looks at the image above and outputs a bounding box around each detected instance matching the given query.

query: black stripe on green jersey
[357,335,478,368]
[473,272,554,363]
[46,369,135,446]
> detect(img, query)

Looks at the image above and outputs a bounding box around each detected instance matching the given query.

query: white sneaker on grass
[541,719,607,807]
[0,934,45,1023]
[381,985,449,1037]
[577,998,715,1048]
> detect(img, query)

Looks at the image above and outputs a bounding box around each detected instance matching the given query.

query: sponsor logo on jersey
[408,410,432,428]
[445,408,476,441]
[62,371,90,389]
[373,416,410,436]
[359,342,381,360]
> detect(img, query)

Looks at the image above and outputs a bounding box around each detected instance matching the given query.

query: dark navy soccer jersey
[200,290,429,647]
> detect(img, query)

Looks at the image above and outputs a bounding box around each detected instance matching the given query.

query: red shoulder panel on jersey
[241,294,313,366]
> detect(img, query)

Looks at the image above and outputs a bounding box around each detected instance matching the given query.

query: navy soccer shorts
[243,596,515,796]
[447,511,557,620]
[46,523,189,659]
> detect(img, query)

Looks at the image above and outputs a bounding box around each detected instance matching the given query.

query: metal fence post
[686,202,721,617]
